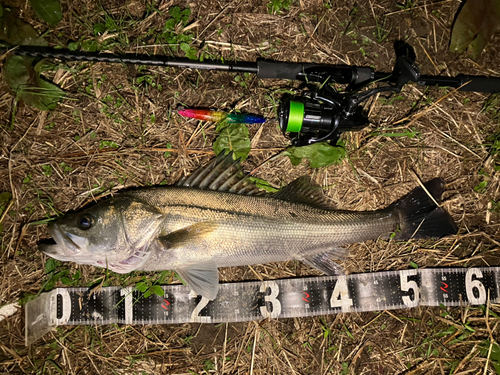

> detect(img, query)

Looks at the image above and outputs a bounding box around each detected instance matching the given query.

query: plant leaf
[0,192,12,202]
[23,77,65,110]
[281,141,346,168]
[247,177,279,193]
[28,0,62,26]
[2,55,65,110]
[213,123,251,160]
[152,285,165,297]
[44,258,58,274]
[135,282,148,293]
[0,9,48,46]
[450,0,500,59]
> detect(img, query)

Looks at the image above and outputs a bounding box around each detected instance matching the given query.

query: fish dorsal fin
[273,176,335,210]
[176,152,263,195]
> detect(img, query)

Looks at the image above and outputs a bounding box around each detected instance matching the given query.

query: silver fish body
[40,153,457,300]
[130,187,396,270]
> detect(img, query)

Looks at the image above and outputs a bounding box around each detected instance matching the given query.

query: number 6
[465,268,486,305]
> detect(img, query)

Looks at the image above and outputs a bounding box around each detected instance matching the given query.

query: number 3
[260,281,281,318]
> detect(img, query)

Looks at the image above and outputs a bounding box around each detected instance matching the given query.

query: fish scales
[127,187,397,270]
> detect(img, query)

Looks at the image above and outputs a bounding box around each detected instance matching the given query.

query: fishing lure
[178,109,265,124]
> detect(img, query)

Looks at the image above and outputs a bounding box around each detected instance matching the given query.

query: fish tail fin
[391,178,457,240]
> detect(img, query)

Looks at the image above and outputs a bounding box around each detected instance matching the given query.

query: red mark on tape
[440,282,448,293]
[161,299,170,310]
[302,292,310,303]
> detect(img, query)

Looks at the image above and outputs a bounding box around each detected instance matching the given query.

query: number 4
[330,276,353,310]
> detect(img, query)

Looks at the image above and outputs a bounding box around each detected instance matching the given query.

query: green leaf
[28,0,62,26]
[450,0,500,59]
[281,141,346,168]
[2,54,64,110]
[180,42,191,53]
[44,258,59,274]
[22,78,65,110]
[164,18,176,31]
[169,6,181,21]
[61,276,72,286]
[479,340,500,374]
[67,42,79,51]
[19,293,37,306]
[213,123,251,160]
[135,282,148,293]
[0,192,12,202]
[0,10,48,46]
[247,177,279,193]
[99,140,119,149]
[151,285,164,297]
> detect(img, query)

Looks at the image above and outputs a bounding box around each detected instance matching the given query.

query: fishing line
[26,267,500,345]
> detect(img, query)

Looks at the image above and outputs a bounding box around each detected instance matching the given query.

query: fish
[39,153,458,300]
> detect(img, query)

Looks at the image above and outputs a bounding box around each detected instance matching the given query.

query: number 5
[400,270,419,307]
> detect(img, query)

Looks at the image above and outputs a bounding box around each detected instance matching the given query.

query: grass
[0,0,499,374]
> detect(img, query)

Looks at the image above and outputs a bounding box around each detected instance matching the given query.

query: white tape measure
[25,267,500,345]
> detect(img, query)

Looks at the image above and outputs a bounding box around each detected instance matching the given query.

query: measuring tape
[25,267,500,345]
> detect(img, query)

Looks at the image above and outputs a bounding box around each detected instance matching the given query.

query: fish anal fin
[176,261,219,300]
[159,221,218,249]
[273,176,335,210]
[299,247,348,276]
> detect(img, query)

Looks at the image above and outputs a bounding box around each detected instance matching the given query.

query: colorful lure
[178,109,266,124]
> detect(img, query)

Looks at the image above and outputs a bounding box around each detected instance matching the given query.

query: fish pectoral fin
[176,261,219,300]
[158,221,218,249]
[299,248,349,276]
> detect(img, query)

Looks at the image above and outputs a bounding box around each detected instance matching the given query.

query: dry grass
[1,0,500,374]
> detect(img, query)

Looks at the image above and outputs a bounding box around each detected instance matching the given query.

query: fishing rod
[3,44,500,146]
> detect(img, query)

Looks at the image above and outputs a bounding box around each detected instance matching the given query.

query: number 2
[190,296,211,323]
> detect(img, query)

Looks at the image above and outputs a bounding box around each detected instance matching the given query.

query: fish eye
[78,215,94,230]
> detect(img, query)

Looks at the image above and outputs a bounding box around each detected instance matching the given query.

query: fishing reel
[278,54,421,146]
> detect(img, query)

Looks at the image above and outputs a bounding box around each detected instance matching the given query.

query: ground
[0,0,500,374]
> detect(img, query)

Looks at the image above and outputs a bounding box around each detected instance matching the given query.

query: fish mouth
[39,224,82,258]
[39,224,152,273]
[39,225,151,272]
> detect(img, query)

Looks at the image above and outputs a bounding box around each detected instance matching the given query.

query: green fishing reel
[278,55,420,146]
[278,91,372,147]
